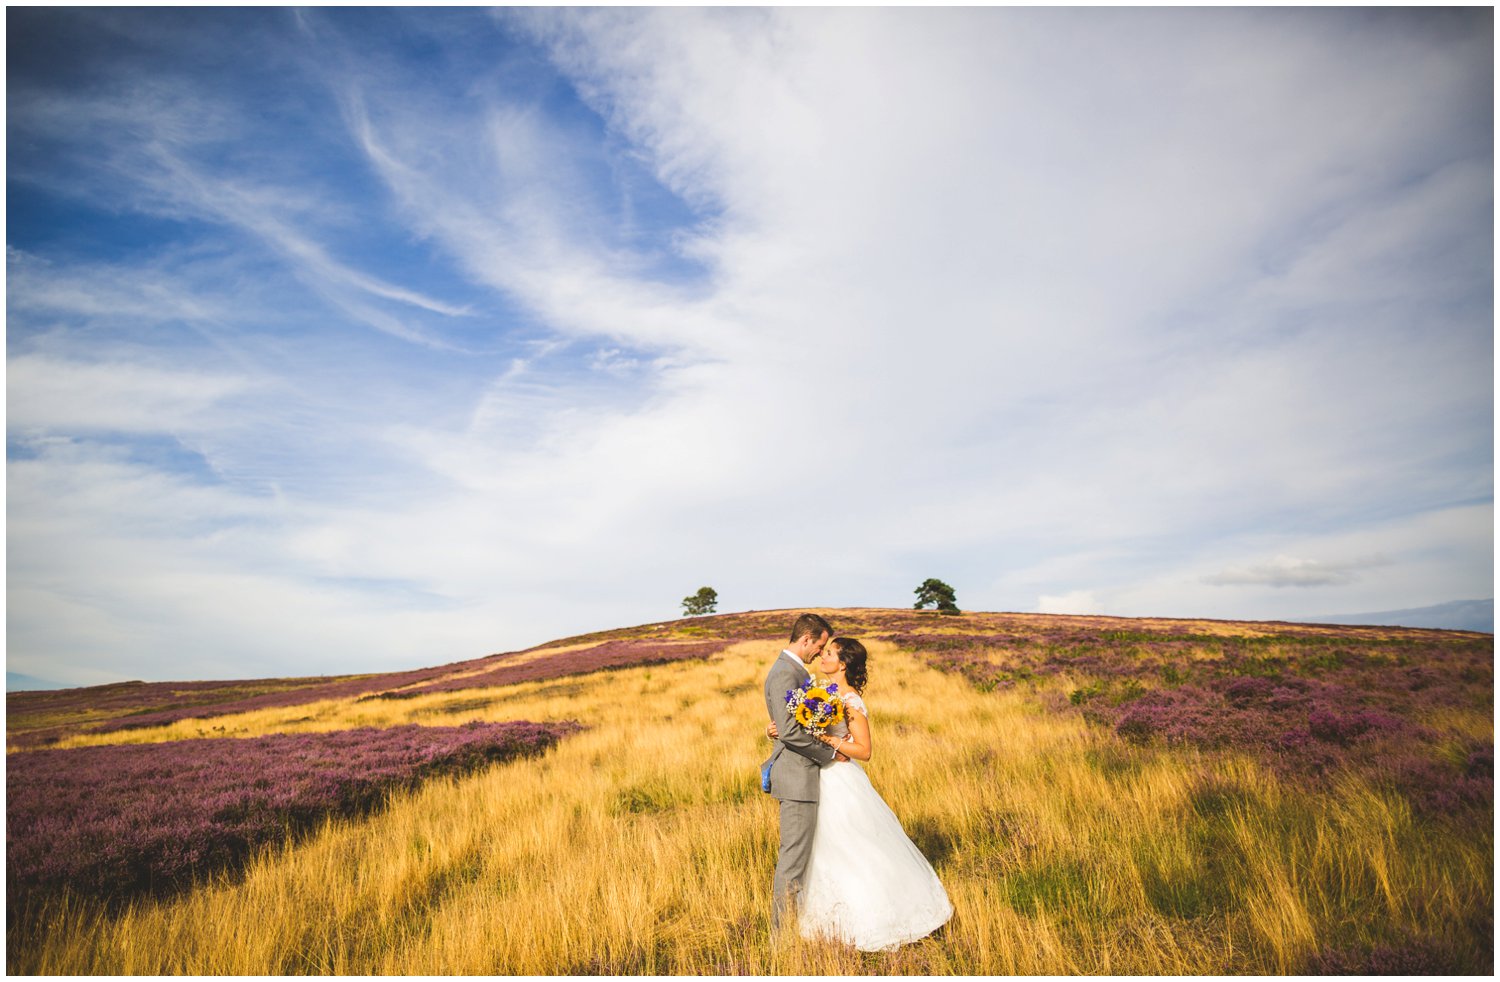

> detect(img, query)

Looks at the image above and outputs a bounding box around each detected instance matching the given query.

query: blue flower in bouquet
[786,678,845,734]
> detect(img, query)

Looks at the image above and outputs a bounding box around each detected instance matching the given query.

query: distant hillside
[9,606,1490,750]
[1305,598,1493,633]
[6,671,72,692]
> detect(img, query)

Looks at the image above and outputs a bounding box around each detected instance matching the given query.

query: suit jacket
[763,650,836,802]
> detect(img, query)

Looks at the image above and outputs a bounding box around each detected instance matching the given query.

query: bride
[768,637,954,951]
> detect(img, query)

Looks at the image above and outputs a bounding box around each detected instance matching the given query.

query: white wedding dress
[798,691,954,951]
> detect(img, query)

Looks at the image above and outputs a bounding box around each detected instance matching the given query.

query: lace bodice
[827,691,867,739]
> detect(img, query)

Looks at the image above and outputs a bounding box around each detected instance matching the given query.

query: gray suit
[763,650,836,930]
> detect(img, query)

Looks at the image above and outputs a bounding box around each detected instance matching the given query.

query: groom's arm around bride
[764,662,837,778]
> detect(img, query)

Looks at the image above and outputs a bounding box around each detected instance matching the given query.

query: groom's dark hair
[789,612,834,644]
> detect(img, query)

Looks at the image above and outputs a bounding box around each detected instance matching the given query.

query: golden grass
[10,640,1491,974]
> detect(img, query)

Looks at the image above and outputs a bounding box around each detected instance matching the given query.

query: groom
[763,612,847,932]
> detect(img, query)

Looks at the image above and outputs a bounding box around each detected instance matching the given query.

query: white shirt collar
[780,649,812,676]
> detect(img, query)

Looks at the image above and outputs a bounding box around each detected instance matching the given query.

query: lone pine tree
[682,586,718,617]
[914,578,960,614]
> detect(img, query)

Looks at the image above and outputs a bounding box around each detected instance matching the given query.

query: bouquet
[784,678,845,735]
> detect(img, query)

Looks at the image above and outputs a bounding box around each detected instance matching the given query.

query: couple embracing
[761,612,954,952]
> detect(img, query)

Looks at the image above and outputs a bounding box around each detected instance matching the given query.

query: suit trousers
[772,797,818,931]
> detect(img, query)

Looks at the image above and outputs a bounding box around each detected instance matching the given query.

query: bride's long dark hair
[833,637,869,693]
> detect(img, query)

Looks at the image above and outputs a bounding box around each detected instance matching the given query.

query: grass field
[6,610,1492,974]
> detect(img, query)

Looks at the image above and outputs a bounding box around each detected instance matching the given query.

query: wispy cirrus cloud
[9,55,473,350]
[135,151,475,344]
[6,247,230,326]
[333,83,731,355]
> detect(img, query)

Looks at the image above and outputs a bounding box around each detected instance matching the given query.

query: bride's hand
[766,721,779,740]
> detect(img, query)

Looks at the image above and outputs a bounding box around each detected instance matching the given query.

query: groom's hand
[833,750,850,762]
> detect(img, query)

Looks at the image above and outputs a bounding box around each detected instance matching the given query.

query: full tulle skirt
[798,760,954,951]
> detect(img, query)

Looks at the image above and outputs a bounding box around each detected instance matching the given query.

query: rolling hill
[6,608,1492,974]
[1307,598,1493,633]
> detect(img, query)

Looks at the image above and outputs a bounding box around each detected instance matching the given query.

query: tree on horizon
[682,586,718,617]
[914,578,960,615]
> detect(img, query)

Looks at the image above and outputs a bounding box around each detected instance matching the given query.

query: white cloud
[1202,554,1393,589]
[7,353,253,435]
[468,7,1491,600]
[1038,591,1102,616]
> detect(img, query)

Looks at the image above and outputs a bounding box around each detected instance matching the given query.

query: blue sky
[7,7,1493,686]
